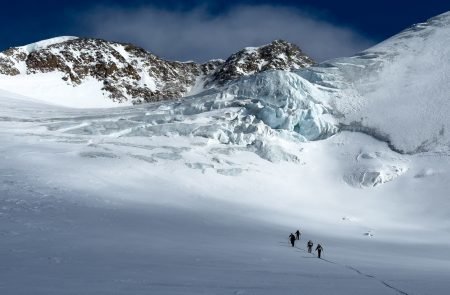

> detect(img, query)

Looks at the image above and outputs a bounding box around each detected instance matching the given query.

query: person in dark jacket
[315,244,323,258]
[289,233,296,247]
[307,240,313,253]
[295,230,301,240]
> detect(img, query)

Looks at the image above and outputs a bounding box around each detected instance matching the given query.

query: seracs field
[0,12,449,295]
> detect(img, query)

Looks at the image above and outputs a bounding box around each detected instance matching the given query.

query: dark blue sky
[1,0,449,61]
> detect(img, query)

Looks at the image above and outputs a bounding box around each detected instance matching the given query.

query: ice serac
[0,38,314,107]
[224,70,336,141]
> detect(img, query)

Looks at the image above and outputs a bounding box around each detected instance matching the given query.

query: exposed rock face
[0,37,314,104]
[208,40,315,86]
[0,48,26,75]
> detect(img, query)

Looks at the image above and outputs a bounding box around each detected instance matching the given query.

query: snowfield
[0,72,125,108]
[1,11,450,295]
[1,89,449,294]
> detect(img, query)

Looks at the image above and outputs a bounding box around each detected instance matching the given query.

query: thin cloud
[81,5,375,62]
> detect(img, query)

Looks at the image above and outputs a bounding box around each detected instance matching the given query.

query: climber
[295,229,301,240]
[307,240,313,253]
[315,244,323,258]
[289,233,296,247]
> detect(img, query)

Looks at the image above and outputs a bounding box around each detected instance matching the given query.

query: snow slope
[1,85,450,294]
[0,72,125,108]
[300,12,450,154]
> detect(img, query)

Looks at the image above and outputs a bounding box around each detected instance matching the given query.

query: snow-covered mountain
[0,38,313,107]
[0,11,449,295]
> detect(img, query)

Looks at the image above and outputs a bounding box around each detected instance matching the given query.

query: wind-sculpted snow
[343,151,408,188]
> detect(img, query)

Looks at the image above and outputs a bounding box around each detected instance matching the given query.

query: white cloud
[82,5,375,62]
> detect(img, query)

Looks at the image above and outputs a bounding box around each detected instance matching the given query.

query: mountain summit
[207,40,314,85]
[0,38,314,106]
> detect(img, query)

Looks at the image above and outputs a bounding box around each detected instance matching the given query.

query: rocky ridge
[0,38,314,104]
[207,40,314,86]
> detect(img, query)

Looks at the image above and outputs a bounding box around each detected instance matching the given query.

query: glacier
[0,11,450,295]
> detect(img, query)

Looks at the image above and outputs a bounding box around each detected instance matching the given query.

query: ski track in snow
[341,265,410,295]
[288,242,411,295]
